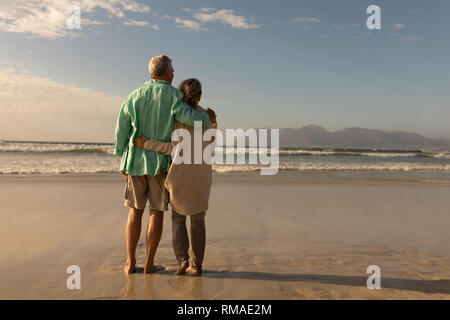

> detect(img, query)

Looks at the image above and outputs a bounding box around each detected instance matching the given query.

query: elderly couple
[114,55,217,276]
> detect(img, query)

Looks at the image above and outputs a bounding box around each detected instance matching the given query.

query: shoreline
[1,171,450,186]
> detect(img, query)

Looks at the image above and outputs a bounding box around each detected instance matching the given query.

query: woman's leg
[189,212,206,273]
[171,210,189,274]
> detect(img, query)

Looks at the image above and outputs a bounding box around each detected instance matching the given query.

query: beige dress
[143,106,217,215]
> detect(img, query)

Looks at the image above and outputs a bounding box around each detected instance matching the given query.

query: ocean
[1,140,450,183]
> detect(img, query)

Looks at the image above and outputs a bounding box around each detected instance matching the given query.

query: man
[114,54,215,274]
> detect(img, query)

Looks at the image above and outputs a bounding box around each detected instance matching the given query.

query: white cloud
[291,17,321,30]
[0,0,151,39]
[174,17,207,31]
[0,67,123,142]
[171,8,261,31]
[394,23,407,29]
[124,19,149,27]
[125,21,158,30]
[190,8,261,29]
[292,17,321,24]
[182,8,214,13]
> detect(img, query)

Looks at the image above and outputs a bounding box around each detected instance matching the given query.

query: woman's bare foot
[187,266,202,277]
[144,264,164,274]
[124,259,136,274]
[175,263,189,276]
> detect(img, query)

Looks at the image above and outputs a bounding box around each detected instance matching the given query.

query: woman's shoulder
[195,105,207,112]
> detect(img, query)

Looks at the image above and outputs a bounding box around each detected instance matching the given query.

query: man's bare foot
[124,259,136,274]
[175,263,189,276]
[144,264,164,274]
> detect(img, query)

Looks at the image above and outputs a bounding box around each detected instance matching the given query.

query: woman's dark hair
[179,78,202,107]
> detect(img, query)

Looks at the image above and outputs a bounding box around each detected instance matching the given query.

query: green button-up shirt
[114,80,210,176]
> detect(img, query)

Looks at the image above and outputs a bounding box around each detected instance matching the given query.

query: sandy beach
[0,173,449,299]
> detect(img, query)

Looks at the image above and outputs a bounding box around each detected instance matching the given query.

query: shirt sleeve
[143,139,177,156]
[172,92,210,128]
[114,97,132,156]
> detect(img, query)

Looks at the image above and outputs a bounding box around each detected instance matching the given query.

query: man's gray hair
[149,55,172,78]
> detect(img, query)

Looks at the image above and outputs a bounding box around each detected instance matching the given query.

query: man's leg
[144,209,164,273]
[124,207,144,274]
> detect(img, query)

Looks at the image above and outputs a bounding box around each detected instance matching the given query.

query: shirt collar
[148,79,169,85]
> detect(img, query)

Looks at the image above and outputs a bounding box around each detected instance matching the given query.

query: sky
[1,0,449,143]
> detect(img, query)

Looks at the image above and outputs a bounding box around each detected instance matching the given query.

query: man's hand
[206,108,217,124]
[134,133,148,149]
[119,156,127,179]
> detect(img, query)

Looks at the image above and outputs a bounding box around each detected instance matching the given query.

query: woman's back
[144,105,217,215]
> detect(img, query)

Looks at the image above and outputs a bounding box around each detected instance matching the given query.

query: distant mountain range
[279,125,450,151]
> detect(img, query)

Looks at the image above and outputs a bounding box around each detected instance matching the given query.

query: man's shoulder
[159,83,182,97]
[126,85,148,101]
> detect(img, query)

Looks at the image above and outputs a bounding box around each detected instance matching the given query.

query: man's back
[114,79,210,176]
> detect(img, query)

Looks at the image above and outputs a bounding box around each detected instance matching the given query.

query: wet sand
[0,174,449,299]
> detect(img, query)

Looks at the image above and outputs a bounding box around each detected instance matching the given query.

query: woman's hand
[134,133,148,149]
[206,108,217,124]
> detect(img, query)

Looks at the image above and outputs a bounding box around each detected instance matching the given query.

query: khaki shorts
[124,173,169,211]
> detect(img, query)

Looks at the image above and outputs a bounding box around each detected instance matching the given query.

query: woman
[134,78,217,276]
